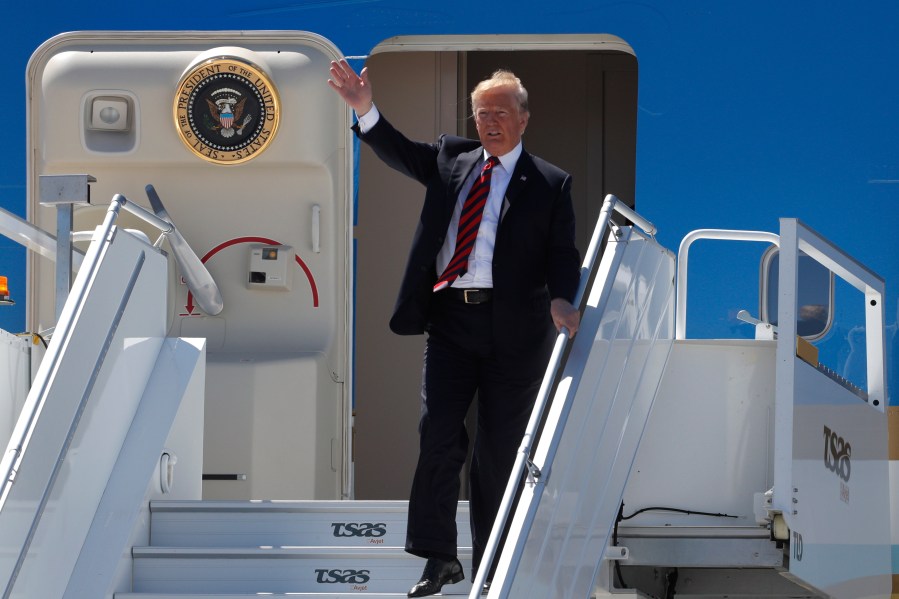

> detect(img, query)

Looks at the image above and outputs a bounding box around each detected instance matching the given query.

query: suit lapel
[449,148,482,195]
[501,151,534,221]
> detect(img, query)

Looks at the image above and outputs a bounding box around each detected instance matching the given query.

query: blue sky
[1,0,896,399]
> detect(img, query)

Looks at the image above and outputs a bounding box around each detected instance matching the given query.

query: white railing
[0,190,212,599]
[772,219,889,598]
[0,206,85,269]
[1,188,219,502]
[675,229,780,340]
[471,194,658,597]
[778,219,885,407]
[0,185,223,321]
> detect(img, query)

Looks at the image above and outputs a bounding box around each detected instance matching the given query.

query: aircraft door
[27,32,354,500]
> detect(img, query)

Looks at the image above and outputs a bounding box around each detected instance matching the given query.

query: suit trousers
[404,291,550,576]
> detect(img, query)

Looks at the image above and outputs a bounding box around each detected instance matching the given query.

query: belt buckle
[463,289,478,304]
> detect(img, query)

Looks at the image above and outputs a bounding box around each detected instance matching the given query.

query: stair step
[132,547,474,595]
[118,594,447,598]
[150,500,472,548]
[117,595,467,598]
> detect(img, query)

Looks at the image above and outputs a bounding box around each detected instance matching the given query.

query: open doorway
[352,36,638,499]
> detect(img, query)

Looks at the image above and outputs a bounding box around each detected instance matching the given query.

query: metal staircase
[115,196,673,599]
[118,500,474,598]
[7,191,888,598]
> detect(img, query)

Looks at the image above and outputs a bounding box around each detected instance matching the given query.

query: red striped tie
[434,156,500,292]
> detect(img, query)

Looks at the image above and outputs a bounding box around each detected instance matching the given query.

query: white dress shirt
[357,104,520,289]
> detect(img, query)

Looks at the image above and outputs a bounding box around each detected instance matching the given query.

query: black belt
[445,288,492,304]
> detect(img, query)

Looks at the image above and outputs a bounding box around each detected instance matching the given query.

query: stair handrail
[0,206,85,269]
[0,194,156,514]
[0,194,148,599]
[675,229,780,339]
[143,184,223,316]
[470,194,656,597]
[0,187,224,319]
[116,189,224,316]
[0,191,215,511]
[0,191,221,598]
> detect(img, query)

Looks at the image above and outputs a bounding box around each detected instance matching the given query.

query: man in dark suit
[329,60,580,597]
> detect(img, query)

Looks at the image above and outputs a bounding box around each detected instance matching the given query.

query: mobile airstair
[0,188,207,599]
[1,187,891,598]
[476,207,891,599]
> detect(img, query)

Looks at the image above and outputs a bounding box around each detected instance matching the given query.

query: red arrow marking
[184,236,319,315]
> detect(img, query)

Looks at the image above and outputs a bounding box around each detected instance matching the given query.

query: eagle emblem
[174,56,280,165]
[205,91,252,139]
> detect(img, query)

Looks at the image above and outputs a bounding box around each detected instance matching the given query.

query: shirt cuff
[356,103,380,133]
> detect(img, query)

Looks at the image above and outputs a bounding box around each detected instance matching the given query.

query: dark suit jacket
[356,115,580,353]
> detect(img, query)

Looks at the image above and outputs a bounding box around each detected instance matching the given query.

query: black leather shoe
[407,557,464,597]
[482,579,492,595]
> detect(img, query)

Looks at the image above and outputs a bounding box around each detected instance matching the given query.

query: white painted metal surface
[786,361,890,596]
[0,330,29,452]
[27,32,354,500]
[149,500,471,548]
[614,528,783,568]
[119,499,474,596]
[773,219,890,598]
[470,195,651,596]
[615,340,782,585]
[64,337,206,599]
[0,216,206,599]
[675,229,780,340]
[625,340,776,527]
[132,546,473,595]
[144,186,223,316]
[0,226,166,598]
[119,594,442,599]
[490,226,676,598]
[0,206,85,269]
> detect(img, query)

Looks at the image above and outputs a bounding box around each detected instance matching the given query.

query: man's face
[473,85,529,157]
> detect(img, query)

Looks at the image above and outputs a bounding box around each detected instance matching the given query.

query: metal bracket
[605,546,630,561]
[39,174,96,322]
[39,174,96,206]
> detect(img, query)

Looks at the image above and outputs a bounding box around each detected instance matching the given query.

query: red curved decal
[183,235,319,315]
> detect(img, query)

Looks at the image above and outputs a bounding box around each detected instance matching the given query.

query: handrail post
[38,174,96,322]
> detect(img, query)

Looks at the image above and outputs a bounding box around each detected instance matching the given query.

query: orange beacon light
[0,276,14,305]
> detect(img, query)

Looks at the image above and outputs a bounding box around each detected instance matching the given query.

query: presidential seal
[174,56,280,165]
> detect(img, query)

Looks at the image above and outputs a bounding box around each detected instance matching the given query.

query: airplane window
[760,247,834,340]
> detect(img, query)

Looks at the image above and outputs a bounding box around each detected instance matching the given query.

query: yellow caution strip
[796,336,819,367]
[889,407,899,461]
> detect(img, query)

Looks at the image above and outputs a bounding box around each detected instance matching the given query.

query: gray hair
[471,70,529,114]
